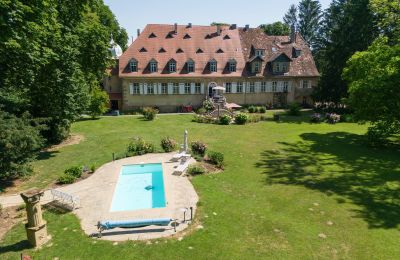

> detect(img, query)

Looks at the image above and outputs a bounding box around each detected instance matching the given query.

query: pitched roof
[119,24,245,77]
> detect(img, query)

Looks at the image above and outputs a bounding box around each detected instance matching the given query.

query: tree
[343,37,400,143]
[314,0,377,103]
[370,0,400,45]
[283,4,298,27]
[260,22,290,35]
[0,110,44,179]
[88,87,110,118]
[298,0,322,48]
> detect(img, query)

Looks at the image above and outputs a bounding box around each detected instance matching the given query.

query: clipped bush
[141,107,158,120]
[57,174,76,184]
[258,106,266,113]
[191,141,207,156]
[64,166,83,178]
[234,113,248,125]
[161,137,178,152]
[90,165,96,173]
[219,114,231,125]
[127,137,154,155]
[187,164,206,175]
[207,151,224,168]
[248,106,257,113]
[287,102,301,116]
[310,113,323,123]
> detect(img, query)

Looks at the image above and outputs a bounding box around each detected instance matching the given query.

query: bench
[173,159,191,176]
[97,218,176,237]
[51,189,80,210]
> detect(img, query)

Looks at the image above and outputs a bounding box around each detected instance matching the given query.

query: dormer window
[129,59,138,72]
[169,59,176,73]
[196,48,204,53]
[273,62,289,73]
[159,48,166,53]
[139,47,147,52]
[176,48,184,53]
[149,59,158,73]
[228,59,237,72]
[216,49,224,53]
[166,33,174,39]
[253,61,261,73]
[148,33,157,38]
[209,59,217,72]
[187,59,195,73]
[183,34,191,39]
[255,49,264,56]
[223,35,231,40]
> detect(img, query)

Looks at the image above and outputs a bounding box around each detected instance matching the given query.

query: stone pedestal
[20,189,50,247]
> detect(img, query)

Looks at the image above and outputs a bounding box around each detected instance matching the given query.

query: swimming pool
[110,163,166,212]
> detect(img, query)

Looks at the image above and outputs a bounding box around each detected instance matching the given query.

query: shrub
[248,106,257,113]
[57,174,77,184]
[219,114,231,125]
[191,141,207,156]
[90,165,96,173]
[64,166,83,178]
[141,107,158,120]
[127,137,154,155]
[310,113,323,123]
[234,113,248,125]
[192,115,217,124]
[248,114,262,123]
[207,151,224,168]
[287,102,301,116]
[187,164,206,175]
[202,100,214,112]
[196,107,207,115]
[88,87,109,118]
[258,106,266,113]
[161,137,178,152]
[326,113,341,124]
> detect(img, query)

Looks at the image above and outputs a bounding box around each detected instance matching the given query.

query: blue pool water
[110,163,166,212]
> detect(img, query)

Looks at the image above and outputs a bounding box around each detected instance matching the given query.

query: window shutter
[190,83,195,94]
[139,83,143,94]
[222,83,226,93]
[231,82,237,93]
[179,83,185,94]
[255,82,261,93]
[143,83,148,95]
[129,83,134,95]
[168,83,173,94]
[200,83,205,94]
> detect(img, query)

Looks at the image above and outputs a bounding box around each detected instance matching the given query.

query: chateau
[104,23,319,112]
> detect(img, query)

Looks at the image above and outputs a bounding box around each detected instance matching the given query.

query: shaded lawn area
[1,114,400,259]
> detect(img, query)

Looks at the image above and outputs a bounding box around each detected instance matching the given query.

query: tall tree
[298,0,322,48]
[283,4,298,27]
[314,0,377,103]
[370,0,400,45]
[260,22,290,35]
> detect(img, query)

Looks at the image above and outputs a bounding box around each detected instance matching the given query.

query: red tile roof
[119,24,319,78]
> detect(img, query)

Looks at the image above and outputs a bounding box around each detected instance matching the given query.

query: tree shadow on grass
[0,240,32,254]
[255,131,400,229]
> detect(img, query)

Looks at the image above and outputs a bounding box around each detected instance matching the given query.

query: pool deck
[1,153,199,241]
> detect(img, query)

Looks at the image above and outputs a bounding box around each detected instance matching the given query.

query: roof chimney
[245,24,250,31]
[217,25,221,36]
[137,29,141,37]
[174,23,178,34]
[188,23,192,28]
[131,36,134,43]
[290,24,296,43]
[230,24,237,30]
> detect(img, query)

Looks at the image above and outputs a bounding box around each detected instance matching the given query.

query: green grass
[1,113,400,259]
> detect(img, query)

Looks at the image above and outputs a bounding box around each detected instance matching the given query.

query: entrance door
[208,82,217,98]
[111,100,119,110]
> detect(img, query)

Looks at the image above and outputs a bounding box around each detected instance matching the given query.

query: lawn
[1,113,400,259]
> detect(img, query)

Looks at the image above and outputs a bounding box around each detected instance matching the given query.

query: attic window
[148,33,157,38]
[139,47,147,52]
[196,48,204,54]
[223,35,230,40]
[183,34,191,39]
[216,49,224,53]
[176,48,184,53]
[205,34,212,39]
[166,33,174,39]
[295,49,302,57]
[159,48,166,53]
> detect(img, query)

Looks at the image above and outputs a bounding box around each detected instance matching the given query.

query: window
[187,61,195,73]
[130,60,138,72]
[150,61,157,73]
[237,82,243,93]
[159,48,166,53]
[253,61,261,73]
[132,83,140,94]
[161,83,168,94]
[283,81,289,92]
[255,49,264,56]
[249,82,255,93]
[302,80,309,88]
[147,85,154,94]
[139,47,147,52]
[176,48,184,53]
[223,35,231,40]
[195,83,201,94]
[196,48,204,53]
[225,83,232,93]
[183,34,191,39]
[261,82,267,92]
[149,33,157,38]
[229,61,236,72]
[216,48,224,53]
[282,63,288,72]
[210,60,217,72]
[169,61,176,73]
[274,62,289,73]
[184,83,191,94]
[173,83,179,94]
[272,81,277,92]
